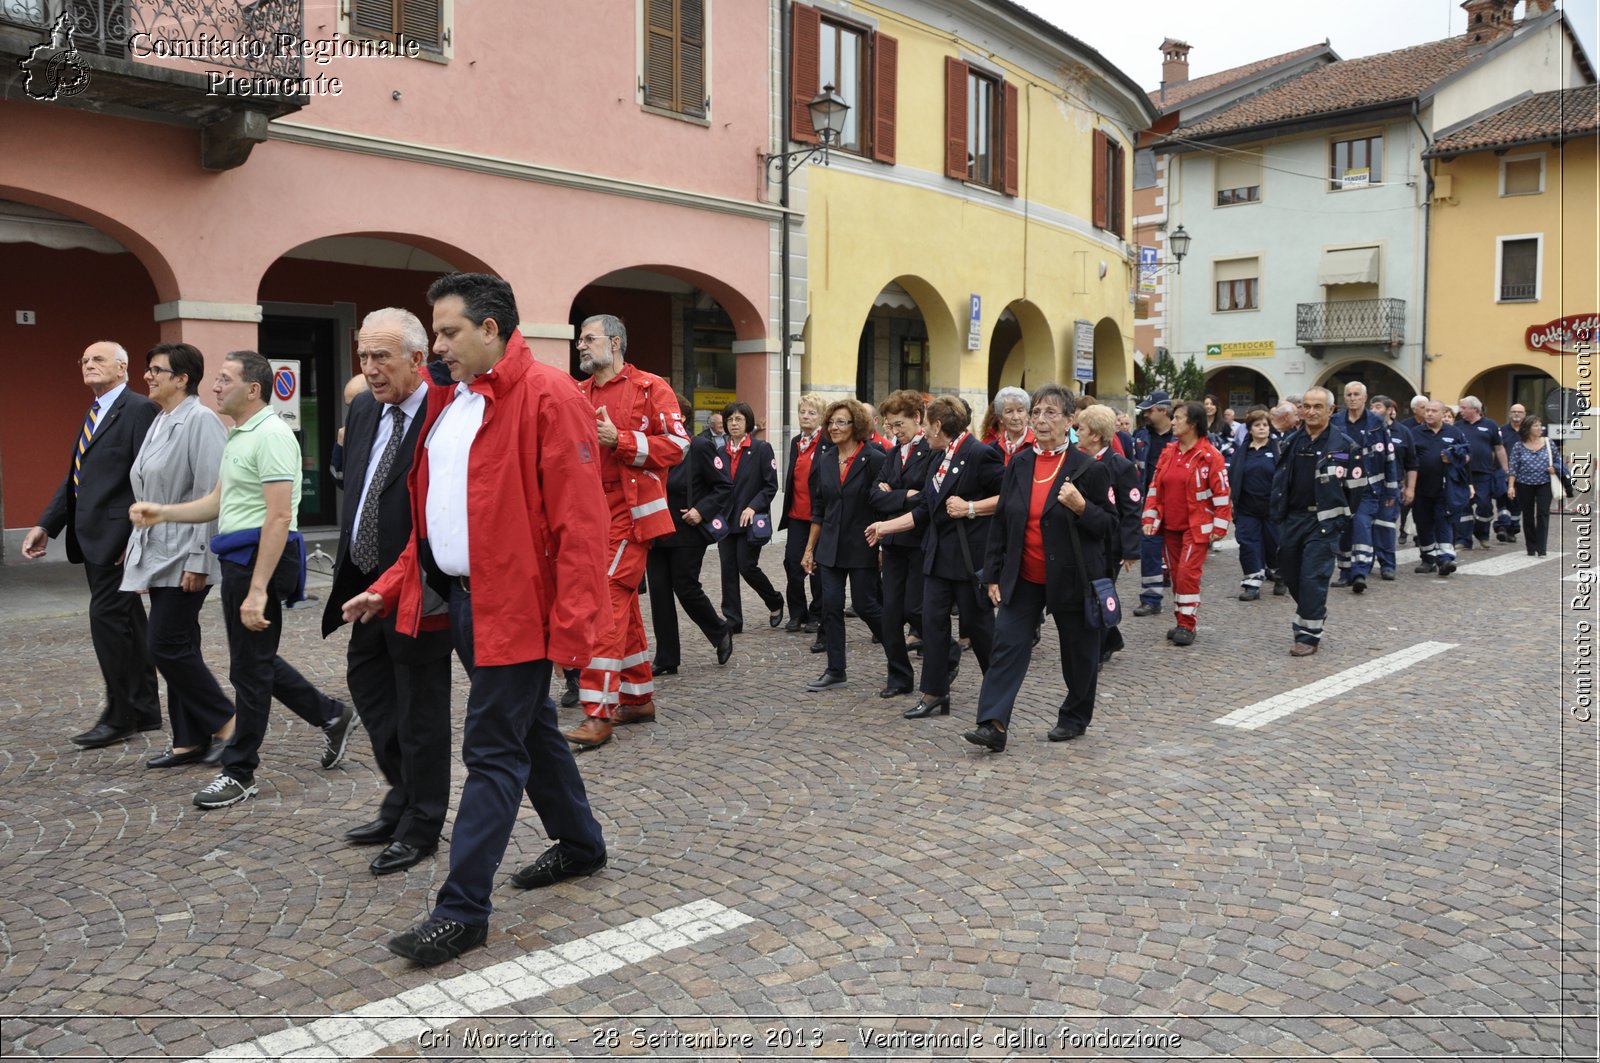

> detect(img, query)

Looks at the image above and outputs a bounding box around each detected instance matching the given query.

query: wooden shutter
[1110,141,1125,235]
[1092,128,1108,229]
[400,0,442,52]
[945,56,968,180]
[870,32,898,163]
[680,0,705,117]
[791,3,821,143]
[645,0,676,110]
[354,0,397,41]
[1002,80,1020,196]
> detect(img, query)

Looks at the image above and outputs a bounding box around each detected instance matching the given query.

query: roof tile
[1428,83,1599,155]
[1148,43,1330,111]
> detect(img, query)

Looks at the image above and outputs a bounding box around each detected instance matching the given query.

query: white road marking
[1213,641,1456,731]
[1567,566,1596,583]
[185,899,753,1061]
[1459,550,1562,576]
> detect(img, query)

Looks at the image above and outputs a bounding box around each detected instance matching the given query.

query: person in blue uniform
[1411,400,1471,576]
[1270,387,1366,656]
[1368,396,1410,581]
[1330,382,1392,593]
[1454,396,1507,551]
[1229,409,1279,601]
[1130,391,1175,618]
[1495,403,1527,542]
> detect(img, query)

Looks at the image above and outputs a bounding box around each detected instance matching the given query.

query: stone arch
[0,186,179,300]
[1461,361,1563,424]
[1315,357,1415,406]
[1203,364,1280,412]
[987,299,1054,397]
[1091,317,1130,400]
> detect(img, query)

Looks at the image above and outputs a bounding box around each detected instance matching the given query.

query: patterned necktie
[352,406,406,574]
[72,400,101,497]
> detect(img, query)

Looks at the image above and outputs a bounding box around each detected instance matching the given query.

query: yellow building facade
[786,0,1155,415]
[1426,85,1597,453]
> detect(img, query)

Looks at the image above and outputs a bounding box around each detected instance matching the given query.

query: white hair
[1410,395,1429,411]
[361,307,429,357]
[1460,395,1483,412]
[1343,381,1367,398]
[994,386,1030,416]
[92,341,129,365]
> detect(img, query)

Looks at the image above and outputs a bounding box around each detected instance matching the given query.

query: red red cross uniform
[1141,438,1232,631]
[577,363,687,720]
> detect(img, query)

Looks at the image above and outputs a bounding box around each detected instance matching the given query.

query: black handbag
[1063,482,1121,629]
[687,445,732,543]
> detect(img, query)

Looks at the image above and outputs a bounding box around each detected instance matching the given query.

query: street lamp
[767,84,851,178]
[1166,224,1191,274]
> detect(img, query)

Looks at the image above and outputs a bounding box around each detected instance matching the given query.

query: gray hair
[1286,393,1304,405]
[1343,381,1367,398]
[1271,402,1296,419]
[582,314,628,357]
[93,341,129,365]
[1460,395,1483,412]
[361,307,428,357]
[1410,395,1429,411]
[1304,386,1336,406]
[994,386,1030,417]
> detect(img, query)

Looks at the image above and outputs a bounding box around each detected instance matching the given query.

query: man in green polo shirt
[132,349,353,809]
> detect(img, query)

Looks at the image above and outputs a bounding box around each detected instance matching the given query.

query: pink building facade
[0,0,779,537]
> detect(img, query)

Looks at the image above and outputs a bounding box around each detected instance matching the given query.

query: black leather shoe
[1380,570,1396,581]
[879,684,913,699]
[1047,721,1086,742]
[1414,561,1438,573]
[806,671,846,691]
[652,664,679,676]
[769,606,784,628]
[1238,587,1260,601]
[370,841,437,876]
[810,637,827,653]
[510,843,607,889]
[202,738,228,766]
[387,917,487,966]
[717,630,734,665]
[1171,627,1196,646]
[1132,602,1161,617]
[784,616,805,632]
[1330,575,1353,588]
[1273,580,1288,596]
[146,746,207,769]
[963,721,1006,752]
[73,723,136,750]
[1351,576,1367,594]
[802,619,819,633]
[903,695,949,719]
[344,818,397,846]
[1437,560,1457,576]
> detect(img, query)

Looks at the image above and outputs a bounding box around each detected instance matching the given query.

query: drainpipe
[778,0,793,449]
[1412,100,1432,396]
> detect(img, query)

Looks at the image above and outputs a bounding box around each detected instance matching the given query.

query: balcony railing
[1,0,303,78]
[1500,283,1537,302]
[1296,298,1406,350]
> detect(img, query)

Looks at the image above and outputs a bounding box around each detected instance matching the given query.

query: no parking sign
[270,359,301,430]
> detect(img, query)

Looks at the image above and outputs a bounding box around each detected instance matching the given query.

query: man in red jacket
[564,314,688,751]
[344,273,610,967]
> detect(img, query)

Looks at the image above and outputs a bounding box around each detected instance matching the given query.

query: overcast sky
[1019,0,1599,90]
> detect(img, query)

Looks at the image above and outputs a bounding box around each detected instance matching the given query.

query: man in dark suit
[321,310,453,876]
[23,341,161,748]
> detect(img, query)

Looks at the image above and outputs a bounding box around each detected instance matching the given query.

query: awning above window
[1319,246,1379,286]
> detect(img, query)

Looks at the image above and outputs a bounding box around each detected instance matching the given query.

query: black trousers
[84,559,160,732]
[646,540,729,670]
[434,585,604,927]
[1518,481,1553,554]
[817,563,883,678]
[347,611,453,848]
[921,573,993,698]
[719,531,782,628]
[782,521,822,621]
[218,554,341,786]
[880,545,926,690]
[146,585,234,748]
[975,579,1100,732]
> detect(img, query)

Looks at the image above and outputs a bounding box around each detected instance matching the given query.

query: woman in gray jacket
[121,343,235,767]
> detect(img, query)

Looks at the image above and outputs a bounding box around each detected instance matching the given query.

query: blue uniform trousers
[436,585,605,927]
[1412,494,1457,565]
[1372,494,1400,574]
[1339,491,1382,579]
[1457,472,1495,546]
[1234,511,1277,589]
[1277,513,1340,646]
[1138,532,1166,606]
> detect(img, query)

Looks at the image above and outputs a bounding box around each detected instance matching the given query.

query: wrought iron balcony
[1296,298,1406,353]
[1500,283,1537,302]
[1,0,307,169]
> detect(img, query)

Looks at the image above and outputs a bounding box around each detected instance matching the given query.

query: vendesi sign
[1526,314,1598,355]
[1205,340,1275,359]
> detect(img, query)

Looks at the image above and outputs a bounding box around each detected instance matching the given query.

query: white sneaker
[194,773,257,809]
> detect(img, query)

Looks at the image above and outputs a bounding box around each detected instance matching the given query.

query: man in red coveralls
[564,314,689,751]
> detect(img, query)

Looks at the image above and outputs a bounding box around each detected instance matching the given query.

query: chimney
[1160,38,1192,87]
[1461,0,1517,43]
[1525,0,1554,15]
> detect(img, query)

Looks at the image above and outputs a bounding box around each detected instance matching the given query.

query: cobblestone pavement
[1,521,1594,1061]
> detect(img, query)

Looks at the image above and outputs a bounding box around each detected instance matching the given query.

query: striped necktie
[72,400,101,497]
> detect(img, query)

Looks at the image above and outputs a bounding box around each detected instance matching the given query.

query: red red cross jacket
[580,362,688,542]
[1141,436,1233,544]
[369,334,609,669]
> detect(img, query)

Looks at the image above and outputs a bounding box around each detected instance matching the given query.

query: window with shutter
[790,3,822,143]
[788,6,893,161]
[1215,150,1261,206]
[1091,129,1108,228]
[350,0,445,54]
[944,56,967,180]
[870,32,897,164]
[1091,130,1125,233]
[643,0,707,119]
[1498,237,1540,301]
[1002,80,1019,196]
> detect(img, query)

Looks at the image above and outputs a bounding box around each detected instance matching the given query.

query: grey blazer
[121,395,227,590]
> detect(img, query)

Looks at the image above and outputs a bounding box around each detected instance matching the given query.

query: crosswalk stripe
[1213,641,1456,731]
[183,899,754,1061]
[1459,551,1562,577]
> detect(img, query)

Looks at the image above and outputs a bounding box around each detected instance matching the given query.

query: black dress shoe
[344,818,398,846]
[146,746,207,769]
[1047,721,1086,742]
[1351,576,1367,594]
[769,606,784,628]
[72,723,136,750]
[810,637,827,653]
[1238,587,1260,602]
[717,630,734,665]
[387,917,487,966]
[370,840,437,876]
[806,671,846,691]
[510,843,607,889]
[903,695,949,719]
[784,616,805,632]
[879,684,913,699]
[202,738,228,766]
[802,619,819,633]
[652,664,679,676]
[963,721,1006,752]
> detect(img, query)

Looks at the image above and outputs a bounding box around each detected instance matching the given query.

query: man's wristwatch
[966,501,976,519]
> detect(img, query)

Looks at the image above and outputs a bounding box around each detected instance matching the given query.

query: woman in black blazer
[801,398,887,691]
[647,391,736,674]
[962,384,1117,753]
[867,395,1001,719]
[716,401,785,633]
[1075,403,1143,665]
[869,390,936,698]
[778,393,827,633]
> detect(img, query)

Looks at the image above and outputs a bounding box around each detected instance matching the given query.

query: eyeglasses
[1030,407,1067,420]
[575,335,610,348]
[826,418,853,428]
[144,366,178,377]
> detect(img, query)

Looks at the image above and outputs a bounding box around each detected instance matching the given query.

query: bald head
[79,341,128,397]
